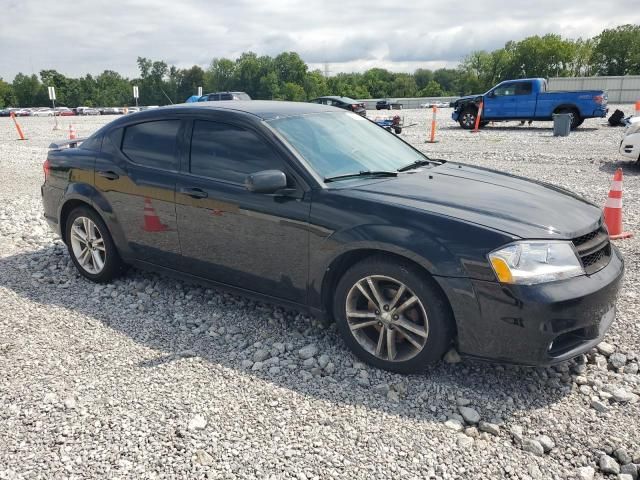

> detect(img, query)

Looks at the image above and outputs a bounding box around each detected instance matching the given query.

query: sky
[2,0,640,80]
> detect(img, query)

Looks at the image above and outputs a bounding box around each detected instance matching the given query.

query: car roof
[142,100,339,121]
[316,96,355,102]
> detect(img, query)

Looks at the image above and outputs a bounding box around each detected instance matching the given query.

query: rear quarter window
[121,120,180,170]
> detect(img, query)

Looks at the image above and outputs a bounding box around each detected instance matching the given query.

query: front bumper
[440,245,624,366]
[619,132,640,160]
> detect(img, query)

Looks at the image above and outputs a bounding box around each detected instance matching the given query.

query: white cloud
[1,0,639,79]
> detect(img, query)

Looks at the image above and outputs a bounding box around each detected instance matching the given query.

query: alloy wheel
[69,216,107,275]
[461,112,475,128]
[345,275,429,362]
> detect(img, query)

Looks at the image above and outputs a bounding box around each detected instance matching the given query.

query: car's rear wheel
[333,256,454,373]
[66,206,123,283]
[459,108,477,129]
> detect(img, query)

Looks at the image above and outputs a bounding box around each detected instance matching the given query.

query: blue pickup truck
[451,78,608,130]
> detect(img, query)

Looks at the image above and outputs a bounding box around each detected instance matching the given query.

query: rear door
[95,118,184,268]
[175,116,311,303]
[514,81,537,118]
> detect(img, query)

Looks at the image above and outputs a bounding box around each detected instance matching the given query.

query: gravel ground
[1,107,639,480]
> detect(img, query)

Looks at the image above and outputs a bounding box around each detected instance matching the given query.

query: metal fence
[356,97,458,110]
[547,76,640,103]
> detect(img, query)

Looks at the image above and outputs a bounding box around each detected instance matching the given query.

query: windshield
[267,112,427,180]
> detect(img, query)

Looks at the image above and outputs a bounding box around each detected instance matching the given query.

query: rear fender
[59,183,133,259]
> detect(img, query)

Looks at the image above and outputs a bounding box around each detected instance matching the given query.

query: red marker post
[10,112,26,140]
[471,101,484,133]
[427,105,438,143]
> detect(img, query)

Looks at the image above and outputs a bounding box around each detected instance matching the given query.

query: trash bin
[553,113,572,137]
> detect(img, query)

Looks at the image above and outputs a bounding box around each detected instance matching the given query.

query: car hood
[350,163,602,239]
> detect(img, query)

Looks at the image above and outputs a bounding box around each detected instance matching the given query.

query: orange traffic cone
[69,124,76,140]
[603,168,632,240]
[143,197,170,232]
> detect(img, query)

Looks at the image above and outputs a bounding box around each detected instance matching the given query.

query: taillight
[43,159,50,181]
[594,95,604,104]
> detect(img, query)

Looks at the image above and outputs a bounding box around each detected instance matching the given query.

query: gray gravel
[1,108,640,479]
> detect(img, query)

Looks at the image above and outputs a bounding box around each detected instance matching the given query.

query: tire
[394,127,402,134]
[65,206,123,283]
[557,108,582,130]
[480,121,489,127]
[333,256,454,373]
[459,108,477,129]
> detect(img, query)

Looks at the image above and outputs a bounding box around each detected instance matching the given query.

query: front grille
[572,227,611,275]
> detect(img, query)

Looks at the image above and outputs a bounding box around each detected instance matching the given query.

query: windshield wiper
[397,159,437,172]
[324,170,398,183]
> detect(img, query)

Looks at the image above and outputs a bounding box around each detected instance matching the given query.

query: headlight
[488,241,584,285]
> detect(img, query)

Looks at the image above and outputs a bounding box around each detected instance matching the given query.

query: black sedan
[376,99,403,110]
[309,96,366,116]
[41,101,623,373]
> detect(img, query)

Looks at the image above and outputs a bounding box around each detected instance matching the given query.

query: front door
[483,82,518,119]
[95,118,184,268]
[175,118,311,304]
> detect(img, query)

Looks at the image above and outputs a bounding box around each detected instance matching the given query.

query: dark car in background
[309,96,366,116]
[198,91,251,101]
[41,101,623,373]
[376,99,403,110]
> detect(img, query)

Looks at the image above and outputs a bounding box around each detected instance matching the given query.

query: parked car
[450,78,608,130]
[53,107,75,116]
[42,101,623,373]
[32,108,54,117]
[376,99,403,110]
[127,107,141,114]
[420,101,449,109]
[14,108,31,116]
[100,107,122,115]
[75,107,100,116]
[619,116,640,162]
[198,91,251,101]
[308,96,366,116]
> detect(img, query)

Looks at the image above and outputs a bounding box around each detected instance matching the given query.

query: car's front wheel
[65,206,123,282]
[333,256,453,373]
[459,108,477,129]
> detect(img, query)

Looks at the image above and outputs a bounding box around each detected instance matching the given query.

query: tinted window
[515,82,533,95]
[220,93,233,100]
[493,84,516,96]
[190,121,282,184]
[121,120,180,170]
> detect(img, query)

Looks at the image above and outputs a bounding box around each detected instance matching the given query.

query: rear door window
[121,120,180,170]
[189,120,283,184]
[515,82,533,95]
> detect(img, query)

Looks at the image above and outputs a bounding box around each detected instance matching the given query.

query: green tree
[0,78,16,108]
[591,24,640,75]
[303,70,328,99]
[12,73,44,107]
[414,68,434,90]
[273,52,307,85]
[390,74,417,97]
[418,80,445,97]
[281,82,306,101]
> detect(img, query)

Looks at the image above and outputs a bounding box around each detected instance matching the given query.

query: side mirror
[487,91,495,98]
[245,169,288,194]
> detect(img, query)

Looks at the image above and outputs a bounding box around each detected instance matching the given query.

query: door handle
[179,187,208,199]
[97,170,119,180]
